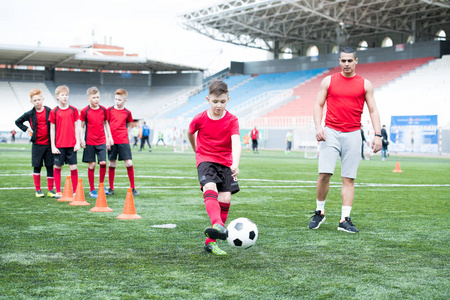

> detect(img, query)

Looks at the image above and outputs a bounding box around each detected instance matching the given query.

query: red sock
[203,190,223,226]
[88,168,95,191]
[219,202,231,224]
[109,167,115,190]
[126,166,135,189]
[99,164,106,184]
[47,177,54,191]
[33,173,41,191]
[205,237,216,245]
[54,168,61,193]
[71,169,78,193]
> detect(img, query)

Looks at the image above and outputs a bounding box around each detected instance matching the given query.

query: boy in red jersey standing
[15,89,56,198]
[308,47,382,233]
[49,85,80,199]
[107,89,139,196]
[188,81,241,256]
[80,87,112,198]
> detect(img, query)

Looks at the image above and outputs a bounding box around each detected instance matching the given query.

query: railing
[155,69,231,118]
[229,89,292,116]
[0,73,45,81]
[243,116,314,128]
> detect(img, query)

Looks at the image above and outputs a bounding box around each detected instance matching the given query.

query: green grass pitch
[0,143,449,299]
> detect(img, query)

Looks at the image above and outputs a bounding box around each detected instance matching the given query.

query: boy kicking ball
[80,87,112,198]
[15,89,55,198]
[188,80,241,256]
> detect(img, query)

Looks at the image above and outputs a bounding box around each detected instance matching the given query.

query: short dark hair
[209,80,228,97]
[341,46,357,58]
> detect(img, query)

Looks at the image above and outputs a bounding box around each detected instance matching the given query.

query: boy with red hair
[15,89,55,198]
[107,89,139,196]
[188,80,241,256]
[49,85,80,199]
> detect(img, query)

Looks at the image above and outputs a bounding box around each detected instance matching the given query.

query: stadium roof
[0,44,204,72]
[181,0,450,51]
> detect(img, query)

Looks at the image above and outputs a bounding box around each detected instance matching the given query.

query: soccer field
[0,144,449,299]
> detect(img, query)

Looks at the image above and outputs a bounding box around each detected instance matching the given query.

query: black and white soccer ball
[226,217,258,249]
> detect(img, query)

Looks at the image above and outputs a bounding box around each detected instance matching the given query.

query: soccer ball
[226,217,258,249]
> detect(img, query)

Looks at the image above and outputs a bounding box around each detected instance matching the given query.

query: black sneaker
[204,224,228,240]
[107,188,114,195]
[338,217,359,233]
[308,210,326,229]
[132,188,140,196]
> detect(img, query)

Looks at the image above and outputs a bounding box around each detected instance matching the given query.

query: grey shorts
[318,127,362,179]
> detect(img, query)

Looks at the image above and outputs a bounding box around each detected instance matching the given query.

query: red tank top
[325,73,365,132]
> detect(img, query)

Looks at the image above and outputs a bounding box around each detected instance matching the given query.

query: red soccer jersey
[80,105,107,146]
[325,73,366,132]
[189,110,239,168]
[35,109,49,145]
[107,106,133,144]
[49,106,79,148]
[251,129,259,139]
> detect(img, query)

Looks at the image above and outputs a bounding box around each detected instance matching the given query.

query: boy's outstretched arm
[230,134,241,178]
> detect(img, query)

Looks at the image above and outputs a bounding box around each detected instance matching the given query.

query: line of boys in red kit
[15,85,139,200]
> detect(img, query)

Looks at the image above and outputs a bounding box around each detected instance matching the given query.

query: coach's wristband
[375,133,382,137]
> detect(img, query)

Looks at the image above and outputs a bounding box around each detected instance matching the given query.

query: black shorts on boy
[54,148,77,165]
[108,144,132,161]
[32,144,54,168]
[82,144,107,163]
[198,162,239,194]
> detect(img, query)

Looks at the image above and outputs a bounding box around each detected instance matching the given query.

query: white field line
[0,174,449,189]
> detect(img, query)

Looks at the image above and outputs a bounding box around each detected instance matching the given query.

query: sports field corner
[0,144,449,299]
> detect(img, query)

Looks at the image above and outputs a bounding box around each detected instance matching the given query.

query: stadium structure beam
[51,55,77,69]
[181,0,450,53]
[14,50,38,65]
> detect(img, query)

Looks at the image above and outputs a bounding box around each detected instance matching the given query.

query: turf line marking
[1,174,449,187]
[1,183,449,191]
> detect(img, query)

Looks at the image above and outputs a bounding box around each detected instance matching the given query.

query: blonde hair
[55,85,69,96]
[115,88,128,98]
[87,86,99,96]
[29,88,42,99]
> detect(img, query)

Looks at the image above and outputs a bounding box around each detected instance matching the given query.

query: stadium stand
[259,57,435,126]
[44,82,193,120]
[164,69,328,121]
[0,82,24,131]
[373,55,450,127]
[10,81,58,109]
[164,74,251,119]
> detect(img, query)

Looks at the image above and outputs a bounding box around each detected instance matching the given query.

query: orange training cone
[69,178,90,206]
[393,161,403,173]
[117,188,141,220]
[90,183,113,212]
[58,176,74,202]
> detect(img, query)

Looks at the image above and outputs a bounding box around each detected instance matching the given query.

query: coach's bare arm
[364,79,382,153]
[313,76,331,142]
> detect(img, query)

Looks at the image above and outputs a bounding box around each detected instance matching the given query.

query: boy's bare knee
[124,159,133,168]
[218,192,231,203]
[203,183,218,193]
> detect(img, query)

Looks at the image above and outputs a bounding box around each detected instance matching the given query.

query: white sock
[316,199,325,214]
[341,206,352,221]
